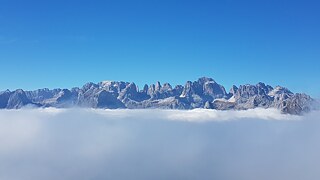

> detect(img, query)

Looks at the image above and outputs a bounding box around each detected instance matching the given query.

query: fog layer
[0,108,319,180]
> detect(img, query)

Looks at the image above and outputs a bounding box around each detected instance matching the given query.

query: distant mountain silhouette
[0,77,317,115]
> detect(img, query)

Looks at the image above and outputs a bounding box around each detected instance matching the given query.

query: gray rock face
[96,90,125,109]
[0,77,316,115]
[6,89,33,109]
[280,93,314,115]
[231,83,273,109]
[180,77,227,108]
[0,90,11,108]
[26,88,61,102]
[41,89,77,108]
[118,83,139,101]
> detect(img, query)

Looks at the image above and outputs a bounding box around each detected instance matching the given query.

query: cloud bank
[0,108,319,180]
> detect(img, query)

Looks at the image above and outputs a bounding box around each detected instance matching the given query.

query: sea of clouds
[0,108,319,180]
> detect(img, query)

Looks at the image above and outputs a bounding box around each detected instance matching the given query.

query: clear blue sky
[0,0,319,97]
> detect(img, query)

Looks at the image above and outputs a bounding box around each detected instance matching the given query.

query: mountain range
[0,77,317,115]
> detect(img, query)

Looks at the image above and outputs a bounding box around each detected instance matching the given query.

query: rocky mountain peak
[6,89,31,109]
[155,81,161,91]
[142,84,149,94]
[229,85,238,95]
[161,83,172,91]
[0,77,315,115]
[197,77,215,84]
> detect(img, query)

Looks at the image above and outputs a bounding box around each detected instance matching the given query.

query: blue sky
[0,0,319,97]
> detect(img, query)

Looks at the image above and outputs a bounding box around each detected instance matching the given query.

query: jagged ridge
[0,77,317,115]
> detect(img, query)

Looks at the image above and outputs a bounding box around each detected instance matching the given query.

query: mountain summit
[0,77,317,115]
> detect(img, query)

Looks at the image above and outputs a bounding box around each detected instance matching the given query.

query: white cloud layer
[0,108,319,180]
